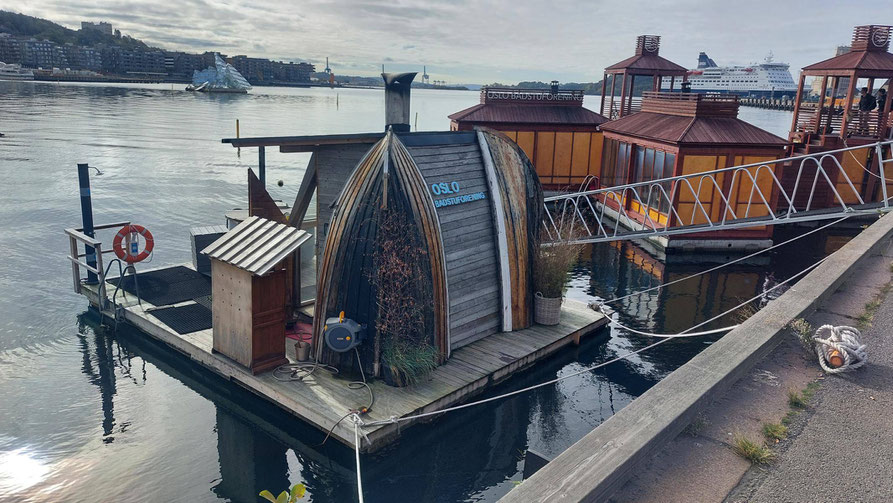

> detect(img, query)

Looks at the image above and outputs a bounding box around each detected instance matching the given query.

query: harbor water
[0,82,848,502]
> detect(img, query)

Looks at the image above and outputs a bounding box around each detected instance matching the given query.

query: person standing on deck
[858,87,877,135]
[878,88,888,124]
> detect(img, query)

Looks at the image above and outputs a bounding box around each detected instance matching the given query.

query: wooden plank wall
[479,129,543,330]
[314,144,378,261]
[408,141,502,349]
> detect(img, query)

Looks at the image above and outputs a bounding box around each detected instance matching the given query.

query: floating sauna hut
[63,71,609,450]
[788,25,893,207]
[597,91,788,249]
[600,35,688,119]
[449,83,608,190]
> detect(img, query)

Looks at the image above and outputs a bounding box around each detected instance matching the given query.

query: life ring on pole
[113,224,154,263]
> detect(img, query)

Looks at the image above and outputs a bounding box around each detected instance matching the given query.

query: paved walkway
[612,241,893,503]
[728,282,893,502]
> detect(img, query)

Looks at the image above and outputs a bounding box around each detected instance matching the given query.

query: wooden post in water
[77,163,98,284]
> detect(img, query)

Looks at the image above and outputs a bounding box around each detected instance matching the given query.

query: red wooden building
[449,84,608,189]
[600,35,688,120]
[597,92,788,250]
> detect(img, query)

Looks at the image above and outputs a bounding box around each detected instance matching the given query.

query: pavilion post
[608,73,617,119]
[600,72,608,116]
[790,73,806,134]
[619,72,628,118]
[840,73,859,138]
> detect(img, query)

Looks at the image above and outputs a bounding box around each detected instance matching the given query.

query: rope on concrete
[813,324,868,373]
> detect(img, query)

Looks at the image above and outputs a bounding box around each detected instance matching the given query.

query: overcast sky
[5,1,892,84]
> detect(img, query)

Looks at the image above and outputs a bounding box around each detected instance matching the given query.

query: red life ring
[113,224,154,263]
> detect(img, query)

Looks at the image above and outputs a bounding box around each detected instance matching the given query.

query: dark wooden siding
[409,142,501,349]
[315,144,376,261]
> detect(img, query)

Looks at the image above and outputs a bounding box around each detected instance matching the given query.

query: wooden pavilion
[449,84,608,190]
[790,25,893,148]
[598,92,788,250]
[599,35,688,120]
[787,25,893,208]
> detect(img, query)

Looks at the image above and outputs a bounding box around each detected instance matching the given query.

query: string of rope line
[361,255,827,428]
[600,320,739,338]
[813,324,868,374]
[601,215,849,306]
[353,416,365,503]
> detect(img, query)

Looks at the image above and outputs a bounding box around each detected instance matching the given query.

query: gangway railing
[66,221,130,308]
[543,140,893,244]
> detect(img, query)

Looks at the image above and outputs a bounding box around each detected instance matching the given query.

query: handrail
[545,140,893,202]
[543,140,893,245]
[66,221,130,304]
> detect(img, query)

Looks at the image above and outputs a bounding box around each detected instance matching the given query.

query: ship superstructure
[664,52,798,97]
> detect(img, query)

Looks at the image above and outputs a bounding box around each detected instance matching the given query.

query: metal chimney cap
[382,72,418,89]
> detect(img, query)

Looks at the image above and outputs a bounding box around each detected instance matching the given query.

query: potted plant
[381,337,439,387]
[533,226,584,325]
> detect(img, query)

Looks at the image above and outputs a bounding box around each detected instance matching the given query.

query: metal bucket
[295,341,311,362]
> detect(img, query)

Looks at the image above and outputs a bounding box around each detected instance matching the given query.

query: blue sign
[429,181,487,208]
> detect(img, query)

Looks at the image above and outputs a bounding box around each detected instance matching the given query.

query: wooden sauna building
[449,84,608,190]
[597,91,788,250]
[787,25,893,208]
[600,35,688,119]
[66,71,606,451]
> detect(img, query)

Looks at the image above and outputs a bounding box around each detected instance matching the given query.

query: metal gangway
[544,141,893,245]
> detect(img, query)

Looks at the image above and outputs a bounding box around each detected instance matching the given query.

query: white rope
[599,317,739,338]
[353,414,365,503]
[813,324,868,374]
[361,256,827,429]
[600,216,848,306]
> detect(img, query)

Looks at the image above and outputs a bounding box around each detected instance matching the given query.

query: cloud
[2,0,891,83]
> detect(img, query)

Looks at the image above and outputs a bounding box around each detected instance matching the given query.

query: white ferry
[663,52,797,98]
[0,62,34,81]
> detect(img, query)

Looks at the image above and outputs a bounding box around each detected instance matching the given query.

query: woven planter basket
[534,292,562,325]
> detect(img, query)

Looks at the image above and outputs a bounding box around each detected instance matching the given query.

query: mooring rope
[352,414,365,503]
[813,324,868,373]
[600,215,849,307]
[360,255,827,429]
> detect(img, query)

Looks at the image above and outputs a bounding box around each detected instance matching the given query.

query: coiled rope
[813,324,868,373]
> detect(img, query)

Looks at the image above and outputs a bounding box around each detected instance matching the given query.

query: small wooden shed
[203,216,310,374]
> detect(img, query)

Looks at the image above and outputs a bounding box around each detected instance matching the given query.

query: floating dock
[78,263,606,452]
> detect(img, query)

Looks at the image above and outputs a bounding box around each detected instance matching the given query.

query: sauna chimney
[382,72,417,132]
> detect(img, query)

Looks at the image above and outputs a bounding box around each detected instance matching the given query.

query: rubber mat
[112,266,211,306]
[148,303,212,334]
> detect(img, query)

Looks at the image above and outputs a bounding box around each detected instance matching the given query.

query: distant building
[81,21,113,35]
[22,38,67,68]
[230,55,314,84]
[0,33,22,64]
[63,44,102,71]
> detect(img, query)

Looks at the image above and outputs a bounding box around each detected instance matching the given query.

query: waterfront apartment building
[0,29,313,83]
[81,21,113,35]
[230,55,314,85]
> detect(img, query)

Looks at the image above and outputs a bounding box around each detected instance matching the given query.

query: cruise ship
[0,62,34,81]
[663,52,797,98]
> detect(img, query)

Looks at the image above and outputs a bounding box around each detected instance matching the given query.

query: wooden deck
[80,266,607,452]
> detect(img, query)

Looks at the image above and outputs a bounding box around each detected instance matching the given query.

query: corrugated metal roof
[600,112,787,146]
[803,50,893,74]
[448,104,608,125]
[605,54,688,74]
[201,216,310,276]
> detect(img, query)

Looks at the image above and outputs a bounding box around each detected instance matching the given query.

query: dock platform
[81,264,607,452]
